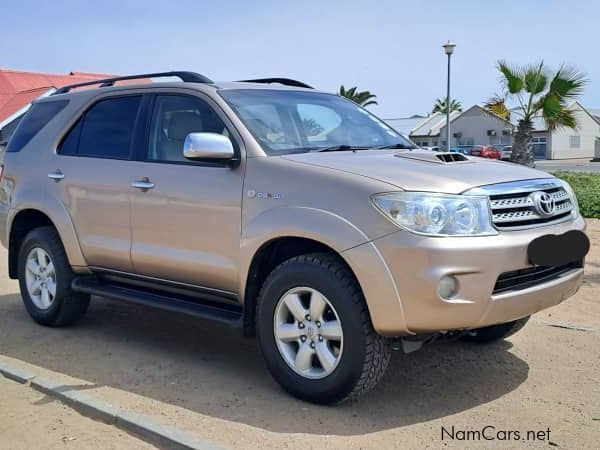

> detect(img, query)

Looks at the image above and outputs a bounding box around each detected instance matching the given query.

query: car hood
[281,150,551,194]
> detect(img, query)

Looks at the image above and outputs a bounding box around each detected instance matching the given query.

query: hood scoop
[395,150,471,164]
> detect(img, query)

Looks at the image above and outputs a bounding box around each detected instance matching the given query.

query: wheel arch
[8,206,87,279]
[242,235,360,336]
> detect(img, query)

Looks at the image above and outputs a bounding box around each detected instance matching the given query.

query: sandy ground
[0,376,153,449]
[0,221,599,449]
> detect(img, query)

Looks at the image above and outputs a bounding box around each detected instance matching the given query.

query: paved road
[0,224,599,449]
[535,158,600,173]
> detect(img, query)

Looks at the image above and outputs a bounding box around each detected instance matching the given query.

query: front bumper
[344,215,586,336]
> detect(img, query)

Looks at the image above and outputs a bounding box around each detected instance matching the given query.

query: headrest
[166,112,204,141]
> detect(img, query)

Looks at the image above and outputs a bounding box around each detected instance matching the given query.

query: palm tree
[301,118,324,136]
[339,85,378,107]
[484,94,511,121]
[497,60,587,166]
[432,98,462,114]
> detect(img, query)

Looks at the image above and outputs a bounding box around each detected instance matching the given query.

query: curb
[0,358,220,450]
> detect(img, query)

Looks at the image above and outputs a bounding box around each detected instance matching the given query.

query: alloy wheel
[24,247,57,310]
[273,287,344,379]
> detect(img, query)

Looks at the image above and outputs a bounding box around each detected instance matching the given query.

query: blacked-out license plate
[527,230,590,266]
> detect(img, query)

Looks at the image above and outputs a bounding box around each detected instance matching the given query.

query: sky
[2,0,599,118]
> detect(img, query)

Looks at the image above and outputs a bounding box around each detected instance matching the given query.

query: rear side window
[6,100,68,153]
[59,96,141,159]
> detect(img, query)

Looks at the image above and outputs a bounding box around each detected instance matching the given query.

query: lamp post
[442,41,456,151]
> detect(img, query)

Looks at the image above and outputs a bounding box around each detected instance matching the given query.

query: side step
[72,276,243,327]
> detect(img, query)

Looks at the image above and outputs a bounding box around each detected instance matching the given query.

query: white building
[386,105,513,149]
[385,102,600,160]
[527,101,600,159]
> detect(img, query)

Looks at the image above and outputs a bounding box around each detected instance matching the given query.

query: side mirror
[183,132,234,161]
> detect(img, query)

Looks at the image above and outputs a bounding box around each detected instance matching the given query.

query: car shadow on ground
[0,292,529,436]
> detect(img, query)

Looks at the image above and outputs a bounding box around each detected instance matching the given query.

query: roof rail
[238,78,313,89]
[52,71,213,95]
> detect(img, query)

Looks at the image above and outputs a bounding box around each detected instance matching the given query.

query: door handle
[131,178,154,191]
[48,170,65,181]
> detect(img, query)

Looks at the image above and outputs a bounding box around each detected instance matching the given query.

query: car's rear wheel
[463,316,530,343]
[18,227,90,327]
[256,253,391,404]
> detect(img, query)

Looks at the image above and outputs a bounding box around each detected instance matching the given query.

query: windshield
[219,89,416,155]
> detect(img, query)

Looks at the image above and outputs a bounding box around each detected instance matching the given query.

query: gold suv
[0,72,590,404]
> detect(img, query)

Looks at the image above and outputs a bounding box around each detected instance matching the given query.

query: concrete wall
[549,103,600,159]
[438,106,513,148]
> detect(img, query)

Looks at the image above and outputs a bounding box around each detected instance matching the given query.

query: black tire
[463,316,530,343]
[17,227,90,327]
[256,253,391,404]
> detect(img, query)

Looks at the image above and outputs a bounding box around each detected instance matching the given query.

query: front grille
[493,261,582,294]
[468,179,575,230]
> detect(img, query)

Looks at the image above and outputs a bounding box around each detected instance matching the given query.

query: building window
[569,135,581,148]
[532,136,547,159]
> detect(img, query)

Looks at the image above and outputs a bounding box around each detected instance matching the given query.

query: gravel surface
[0,376,154,449]
[1,221,599,449]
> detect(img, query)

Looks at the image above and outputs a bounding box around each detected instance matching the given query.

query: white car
[499,145,513,160]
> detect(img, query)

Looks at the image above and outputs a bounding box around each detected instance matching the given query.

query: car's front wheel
[256,253,391,404]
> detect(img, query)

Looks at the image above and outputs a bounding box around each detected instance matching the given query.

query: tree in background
[339,85,378,107]
[432,98,462,114]
[497,60,587,166]
[484,94,511,121]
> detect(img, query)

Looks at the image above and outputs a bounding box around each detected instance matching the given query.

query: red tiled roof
[0,87,51,122]
[0,69,148,123]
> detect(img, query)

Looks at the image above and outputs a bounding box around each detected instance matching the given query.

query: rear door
[50,94,145,272]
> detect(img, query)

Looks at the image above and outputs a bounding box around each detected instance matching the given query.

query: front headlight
[558,179,580,218]
[371,192,497,236]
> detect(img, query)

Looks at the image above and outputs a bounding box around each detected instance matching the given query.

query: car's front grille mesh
[493,261,582,294]
[488,185,573,229]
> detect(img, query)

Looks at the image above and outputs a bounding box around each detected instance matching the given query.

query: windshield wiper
[376,143,417,150]
[309,145,372,153]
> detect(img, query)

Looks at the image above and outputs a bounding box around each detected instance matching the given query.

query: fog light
[438,275,458,299]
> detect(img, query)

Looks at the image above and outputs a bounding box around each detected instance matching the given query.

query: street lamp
[442,41,456,151]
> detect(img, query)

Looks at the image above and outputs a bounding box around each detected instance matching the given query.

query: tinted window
[6,100,68,153]
[147,95,228,162]
[76,96,141,159]
[58,119,83,156]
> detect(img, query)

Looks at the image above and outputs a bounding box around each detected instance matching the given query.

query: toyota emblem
[530,191,556,217]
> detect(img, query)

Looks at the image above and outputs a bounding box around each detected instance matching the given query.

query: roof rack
[52,71,213,95]
[238,78,313,89]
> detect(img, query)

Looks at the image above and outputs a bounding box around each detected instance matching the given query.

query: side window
[59,96,141,159]
[59,119,82,156]
[147,95,228,162]
[6,100,68,153]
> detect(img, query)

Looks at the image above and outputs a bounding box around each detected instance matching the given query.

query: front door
[129,93,244,294]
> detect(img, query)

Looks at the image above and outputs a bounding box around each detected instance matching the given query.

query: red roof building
[0,69,154,144]
[0,69,119,124]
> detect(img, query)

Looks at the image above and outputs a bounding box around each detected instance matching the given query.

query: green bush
[554,172,600,219]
